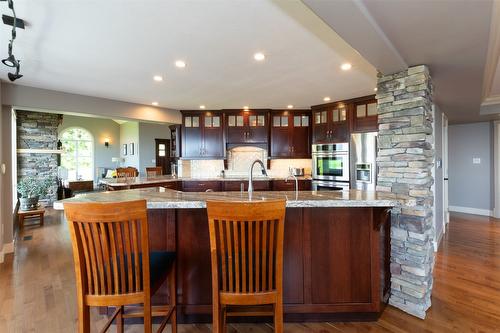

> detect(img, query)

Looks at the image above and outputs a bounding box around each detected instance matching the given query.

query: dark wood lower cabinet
[182,181,222,192]
[148,206,391,322]
[272,179,311,191]
[223,180,271,191]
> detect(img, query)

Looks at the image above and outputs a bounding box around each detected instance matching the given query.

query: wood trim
[311,94,376,110]
[16,149,63,154]
[482,0,500,100]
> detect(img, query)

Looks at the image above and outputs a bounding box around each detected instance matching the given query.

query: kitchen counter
[98,174,312,187]
[54,187,400,209]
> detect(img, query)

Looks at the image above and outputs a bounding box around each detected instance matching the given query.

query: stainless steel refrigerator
[350,132,378,191]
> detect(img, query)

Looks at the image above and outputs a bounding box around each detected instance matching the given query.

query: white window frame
[60,127,94,181]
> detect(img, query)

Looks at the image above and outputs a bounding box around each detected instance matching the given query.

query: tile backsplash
[179,146,312,178]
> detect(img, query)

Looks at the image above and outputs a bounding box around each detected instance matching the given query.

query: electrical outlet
[473,157,481,164]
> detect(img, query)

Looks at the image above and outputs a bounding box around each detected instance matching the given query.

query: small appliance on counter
[350,132,378,191]
[289,167,305,177]
[311,143,350,191]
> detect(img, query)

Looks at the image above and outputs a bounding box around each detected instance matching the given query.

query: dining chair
[64,200,177,333]
[206,199,286,333]
[116,167,138,178]
[146,167,163,177]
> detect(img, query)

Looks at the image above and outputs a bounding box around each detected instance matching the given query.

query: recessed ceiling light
[254,52,265,61]
[323,97,331,102]
[199,105,206,109]
[153,75,163,82]
[243,106,249,110]
[152,102,159,106]
[175,60,186,68]
[287,105,294,109]
[341,63,352,71]
[374,87,378,92]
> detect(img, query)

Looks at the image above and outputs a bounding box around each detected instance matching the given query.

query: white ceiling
[305,0,495,124]
[0,0,377,111]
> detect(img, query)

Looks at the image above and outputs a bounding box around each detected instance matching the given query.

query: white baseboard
[0,241,15,264]
[449,205,493,217]
[433,227,444,252]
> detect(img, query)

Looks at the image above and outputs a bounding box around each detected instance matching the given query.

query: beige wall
[1,105,14,252]
[1,83,182,124]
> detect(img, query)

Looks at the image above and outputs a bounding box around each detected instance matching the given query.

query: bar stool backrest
[65,200,151,302]
[206,200,286,295]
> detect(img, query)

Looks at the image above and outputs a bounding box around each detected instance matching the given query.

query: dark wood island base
[148,206,391,323]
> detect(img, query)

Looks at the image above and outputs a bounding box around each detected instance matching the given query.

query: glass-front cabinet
[225,110,269,144]
[270,110,311,158]
[182,111,224,159]
[312,103,349,143]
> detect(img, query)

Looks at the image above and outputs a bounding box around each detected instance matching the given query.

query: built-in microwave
[312,143,350,182]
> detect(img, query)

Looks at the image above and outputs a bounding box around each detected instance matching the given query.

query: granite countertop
[99,175,313,186]
[54,187,400,210]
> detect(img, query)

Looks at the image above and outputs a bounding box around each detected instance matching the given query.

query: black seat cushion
[107,251,176,292]
[149,251,176,288]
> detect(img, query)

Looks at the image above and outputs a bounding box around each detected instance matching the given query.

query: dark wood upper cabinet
[312,95,377,143]
[352,99,378,132]
[225,110,269,144]
[181,111,224,159]
[270,110,311,158]
[312,103,349,143]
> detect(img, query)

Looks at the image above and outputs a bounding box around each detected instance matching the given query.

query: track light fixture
[7,59,22,81]
[1,0,25,81]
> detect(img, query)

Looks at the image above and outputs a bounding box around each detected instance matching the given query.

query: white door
[442,113,450,225]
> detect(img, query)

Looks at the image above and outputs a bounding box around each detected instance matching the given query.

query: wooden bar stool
[146,167,163,177]
[64,200,177,333]
[206,199,286,333]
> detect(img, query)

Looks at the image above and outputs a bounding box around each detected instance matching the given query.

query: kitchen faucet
[285,167,299,193]
[248,159,268,194]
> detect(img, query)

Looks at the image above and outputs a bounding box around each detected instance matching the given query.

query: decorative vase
[20,196,39,211]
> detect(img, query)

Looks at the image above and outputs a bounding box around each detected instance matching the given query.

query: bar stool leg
[144,298,152,333]
[274,300,283,333]
[77,303,90,333]
[116,306,124,333]
[40,212,44,226]
[170,265,177,333]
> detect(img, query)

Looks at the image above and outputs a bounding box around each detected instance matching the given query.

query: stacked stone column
[17,111,61,202]
[376,65,434,319]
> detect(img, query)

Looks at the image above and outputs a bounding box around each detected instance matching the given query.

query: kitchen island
[56,188,399,322]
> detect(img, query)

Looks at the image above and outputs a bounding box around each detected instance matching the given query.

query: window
[60,127,94,181]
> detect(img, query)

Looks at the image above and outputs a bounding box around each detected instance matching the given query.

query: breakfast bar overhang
[56,188,399,323]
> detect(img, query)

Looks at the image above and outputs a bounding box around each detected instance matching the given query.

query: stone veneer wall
[17,111,61,202]
[376,65,434,319]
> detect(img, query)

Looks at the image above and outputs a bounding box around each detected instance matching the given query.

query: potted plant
[17,177,53,211]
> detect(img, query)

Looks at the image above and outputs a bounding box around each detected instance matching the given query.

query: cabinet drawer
[272,180,311,191]
[223,180,270,191]
[182,181,222,192]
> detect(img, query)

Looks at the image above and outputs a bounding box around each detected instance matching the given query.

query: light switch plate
[473,157,481,164]
[1,163,5,174]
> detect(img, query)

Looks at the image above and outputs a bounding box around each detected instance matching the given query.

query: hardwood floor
[0,209,499,332]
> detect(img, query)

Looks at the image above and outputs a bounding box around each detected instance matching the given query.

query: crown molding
[481,95,500,106]
[482,0,500,100]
